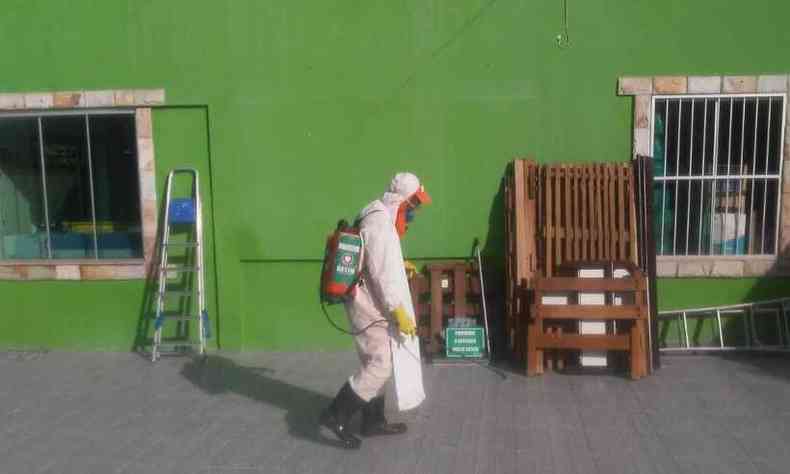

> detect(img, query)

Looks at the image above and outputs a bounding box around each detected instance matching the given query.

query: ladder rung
[165,266,200,273]
[165,242,198,247]
[156,312,199,321]
[160,289,194,296]
[154,342,203,352]
[166,316,195,322]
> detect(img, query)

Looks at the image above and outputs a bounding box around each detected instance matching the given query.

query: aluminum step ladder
[658,297,790,352]
[152,168,209,361]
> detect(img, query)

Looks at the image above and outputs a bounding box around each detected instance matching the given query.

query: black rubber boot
[361,395,407,437]
[319,382,366,449]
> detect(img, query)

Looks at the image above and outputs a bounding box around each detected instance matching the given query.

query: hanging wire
[555,0,571,49]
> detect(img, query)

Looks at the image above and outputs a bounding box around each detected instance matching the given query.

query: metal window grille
[651,94,787,256]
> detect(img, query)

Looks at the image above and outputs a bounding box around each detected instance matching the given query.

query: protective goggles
[405,185,432,209]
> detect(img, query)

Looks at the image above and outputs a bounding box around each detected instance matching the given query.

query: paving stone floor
[2,351,790,474]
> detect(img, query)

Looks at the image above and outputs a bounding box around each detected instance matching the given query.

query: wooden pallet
[408,262,484,358]
[529,266,649,379]
[505,159,651,377]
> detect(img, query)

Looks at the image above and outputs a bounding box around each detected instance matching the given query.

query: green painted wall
[1,1,790,351]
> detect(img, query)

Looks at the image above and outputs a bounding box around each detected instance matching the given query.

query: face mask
[395,201,410,237]
[395,186,431,237]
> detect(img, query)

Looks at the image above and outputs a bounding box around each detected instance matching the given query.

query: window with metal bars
[651,94,787,256]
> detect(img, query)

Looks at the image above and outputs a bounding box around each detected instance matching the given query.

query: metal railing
[658,297,790,352]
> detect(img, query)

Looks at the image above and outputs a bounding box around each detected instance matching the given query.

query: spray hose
[320,301,389,336]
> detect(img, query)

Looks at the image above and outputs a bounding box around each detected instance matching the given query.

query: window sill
[655,256,788,278]
[0,260,149,281]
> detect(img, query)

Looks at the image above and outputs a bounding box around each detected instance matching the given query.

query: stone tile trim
[723,76,758,94]
[0,106,159,280]
[656,257,788,277]
[688,76,722,94]
[136,108,158,275]
[0,88,165,110]
[633,128,650,158]
[634,95,650,129]
[654,76,688,94]
[618,75,789,96]
[758,75,788,93]
[618,77,653,95]
[0,263,146,281]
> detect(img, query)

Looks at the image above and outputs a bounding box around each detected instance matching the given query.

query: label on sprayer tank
[333,233,362,286]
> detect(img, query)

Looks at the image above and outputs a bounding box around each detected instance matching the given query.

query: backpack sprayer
[320,217,388,335]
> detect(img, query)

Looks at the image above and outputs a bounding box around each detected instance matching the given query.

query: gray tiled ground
[2,351,790,474]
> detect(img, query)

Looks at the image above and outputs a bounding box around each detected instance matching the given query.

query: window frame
[650,93,787,258]
[0,89,163,280]
[619,75,790,277]
[0,108,142,262]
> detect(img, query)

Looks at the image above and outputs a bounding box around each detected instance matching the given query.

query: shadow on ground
[180,355,344,448]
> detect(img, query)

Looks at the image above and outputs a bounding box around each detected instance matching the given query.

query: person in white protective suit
[319,172,432,449]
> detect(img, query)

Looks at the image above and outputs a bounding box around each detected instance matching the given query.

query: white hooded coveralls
[344,173,426,411]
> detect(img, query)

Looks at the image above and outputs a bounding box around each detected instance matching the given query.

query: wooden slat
[429,267,443,355]
[531,305,643,320]
[453,264,466,318]
[536,334,630,350]
[545,166,554,277]
[605,164,609,260]
[588,166,593,259]
[554,166,562,268]
[581,166,588,260]
[610,164,618,259]
[611,165,618,258]
[627,166,639,266]
[540,163,547,277]
[513,160,526,286]
[443,303,482,317]
[592,164,598,260]
[618,165,627,260]
[613,165,619,259]
[596,164,603,259]
[608,164,615,260]
[504,172,513,326]
[573,166,580,260]
[595,165,604,259]
[527,317,541,375]
[564,166,572,261]
[534,277,639,292]
[525,161,537,275]
[605,164,612,259]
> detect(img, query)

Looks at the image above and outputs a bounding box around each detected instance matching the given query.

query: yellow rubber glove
[392,305,416,337]
[404,260,418,279]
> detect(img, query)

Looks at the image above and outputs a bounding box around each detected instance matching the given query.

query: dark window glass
[89,115,142,258]
[41,116,95,258]
[0,118,48,259]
